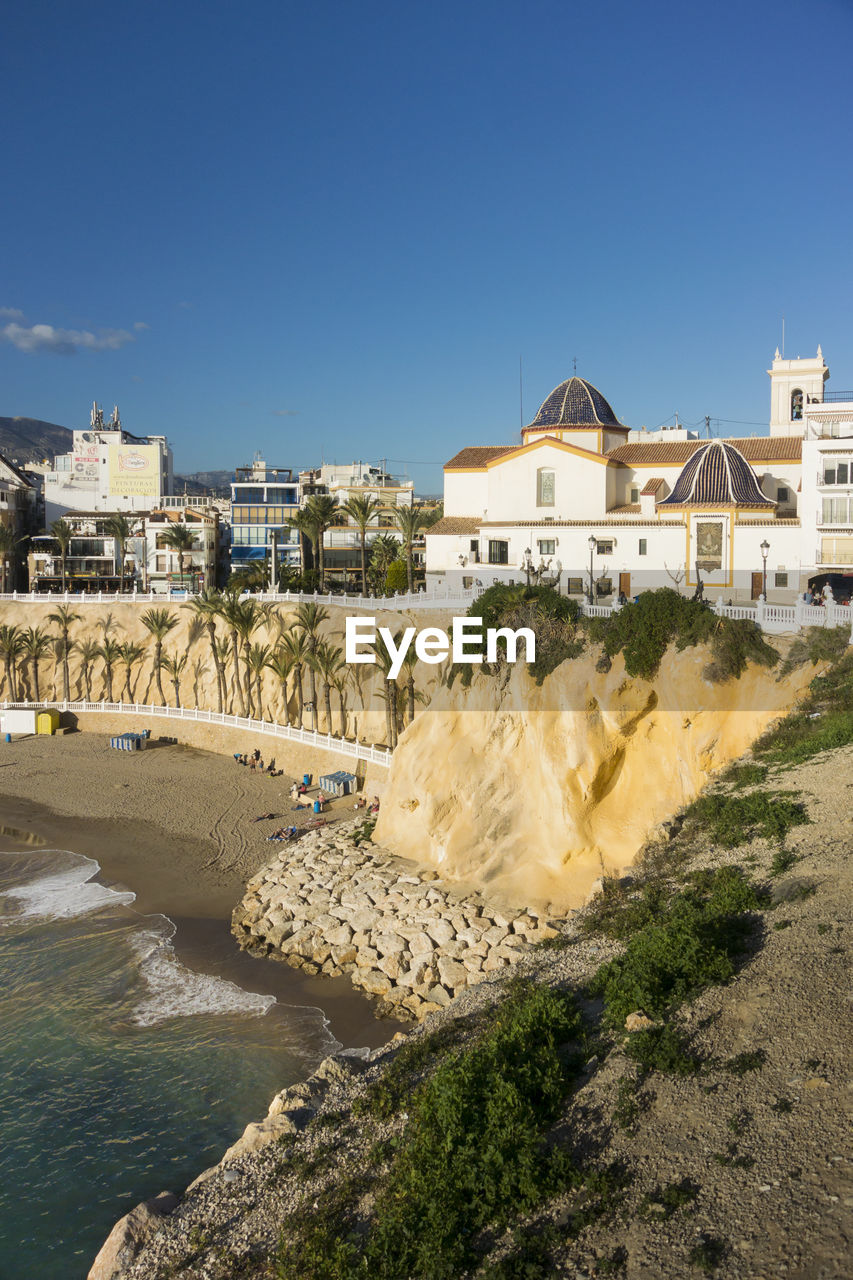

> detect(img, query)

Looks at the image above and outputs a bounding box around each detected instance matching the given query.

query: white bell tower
[768,346,828,437]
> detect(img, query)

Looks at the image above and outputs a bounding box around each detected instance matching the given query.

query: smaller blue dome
[658,440,774,507]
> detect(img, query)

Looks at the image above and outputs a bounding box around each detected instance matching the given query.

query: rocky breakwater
[231,820,559,1018]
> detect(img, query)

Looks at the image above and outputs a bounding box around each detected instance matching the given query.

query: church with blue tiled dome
[427,349,850,603]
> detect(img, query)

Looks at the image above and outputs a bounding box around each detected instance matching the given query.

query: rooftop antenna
[782,316,785,358]
[573,356,577,374]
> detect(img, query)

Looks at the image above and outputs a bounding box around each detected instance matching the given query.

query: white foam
[1,852,136,921]
[129,924,276,1026]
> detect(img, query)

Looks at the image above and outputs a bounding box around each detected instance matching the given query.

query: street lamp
[523,547,532,588]
[760,539,770,599]
[588,535,596,604]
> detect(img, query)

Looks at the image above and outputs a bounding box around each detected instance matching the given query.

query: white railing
[577,597,852,637]
[0,586,478,609]
[0,700,392,767]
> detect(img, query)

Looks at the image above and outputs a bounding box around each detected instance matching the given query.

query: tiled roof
[425,516,482,535]
[478,517,684,528]
[444,445,516,470]
[640,477,665,495]
[606,436,802,465]
[607,503,641,514]
[528,376,620,429]
[658,440,775,508]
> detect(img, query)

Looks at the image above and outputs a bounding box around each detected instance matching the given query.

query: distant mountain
[173,470,233,497]
[0,416,72,464]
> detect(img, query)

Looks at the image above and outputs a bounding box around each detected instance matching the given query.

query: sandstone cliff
[375,645,815,911]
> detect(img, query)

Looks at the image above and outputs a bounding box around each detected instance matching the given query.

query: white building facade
[38,403,174,524]
[427,352,853,603]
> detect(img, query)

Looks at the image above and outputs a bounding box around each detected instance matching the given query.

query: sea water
[0,841,341,1280]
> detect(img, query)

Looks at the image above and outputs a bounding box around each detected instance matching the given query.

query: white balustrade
[0,700,392,766]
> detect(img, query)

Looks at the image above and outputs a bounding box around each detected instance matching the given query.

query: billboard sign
[107,444,160,497]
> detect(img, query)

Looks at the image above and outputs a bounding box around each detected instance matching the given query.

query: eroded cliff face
[374,647,814,912]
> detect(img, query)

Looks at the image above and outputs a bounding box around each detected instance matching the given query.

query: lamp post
[523,547,532,588]
[760,539,770,599]
[588,535,596,604]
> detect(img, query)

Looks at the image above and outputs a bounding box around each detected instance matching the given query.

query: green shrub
[466,583,583,684]
[779,625,850,674]
[684,790,808,847]
[581,876,671,941]
[624,1024,699,1075]
[587,589,777,682]
[724,762,768,789]
[361,983,583,1280]
[770,847,798,875]
[639,1178,699,1218]
[384,559,408,593]
[755,652,853,764]
[590,870,761,1024]
[689,1235,727,1272]
[279,983,585,1280]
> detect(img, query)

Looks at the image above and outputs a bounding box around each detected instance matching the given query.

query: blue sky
[2,0,851,492]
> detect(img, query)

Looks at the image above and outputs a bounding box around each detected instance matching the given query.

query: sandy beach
[0,728,399,1049]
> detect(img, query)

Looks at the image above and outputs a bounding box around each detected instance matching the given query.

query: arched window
[536,468,555,507]
[791,389,803,421]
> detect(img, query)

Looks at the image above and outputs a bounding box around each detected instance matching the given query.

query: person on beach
[252,813,276,822]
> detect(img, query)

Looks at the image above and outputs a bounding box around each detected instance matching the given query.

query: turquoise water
[0,843,340,1280]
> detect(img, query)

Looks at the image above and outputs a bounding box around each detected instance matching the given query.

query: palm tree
[117,640,146,703]
[77,638,99,700]
[246,642,270,719]
[103,513,135,591]
[184,589,226,712]
[285,507,321,586]
[310,639,344,733]
[368,533,401,595]
[398,647,427,727]
[228,562,268,594]
[160,524,197,588]
[0,624,24,699]
[140,607,178,705]
[47,605,81,699]
[214,636,231,709]
[21,626,54,702]
[303,494,342,590]
[97,638,122,701]
[330,667,351,737]
[391,505,427,593]
[216,591,248,717]
[277,629,311,726]
[232,598,261,716]
[161,651,189,708]
[265,646,295,726]
[293,601,328,730]
[0,524,20,593]
[339,494,382,595]
[370,634,399,749]
[50,518,74,592]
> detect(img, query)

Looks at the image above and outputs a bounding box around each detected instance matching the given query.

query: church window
[791,389,803,421]
[777,487,789,502]
[536,468,555,507]
[488,540,509,564]
[630,487,639,503]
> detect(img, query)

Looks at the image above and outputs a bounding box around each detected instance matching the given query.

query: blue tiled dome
[658,440,774,507]
[527,376,620,429]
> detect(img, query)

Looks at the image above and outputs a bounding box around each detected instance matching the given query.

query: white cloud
[1,322,136,355]
[133,320,150,331]
[0,307,24,320]
[272,408,300,417]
